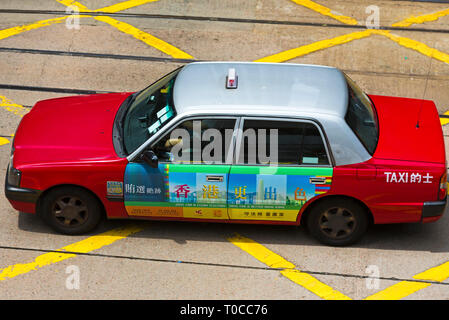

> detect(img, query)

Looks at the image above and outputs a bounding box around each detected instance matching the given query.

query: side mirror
[141,150,159,168]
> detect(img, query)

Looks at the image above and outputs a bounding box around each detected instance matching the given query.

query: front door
[228,118,333,222]
[124,117,237,220]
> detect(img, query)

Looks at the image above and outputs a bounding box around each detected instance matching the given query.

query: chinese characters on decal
[125,184,163,194]
[235,186,247,200]
[384,172,433,184]
[294,187,307,201]
[202,185,219,199]
[174,184,191,198]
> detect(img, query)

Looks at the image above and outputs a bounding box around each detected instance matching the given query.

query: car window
[238,119,329,166]
[123,69,180,154]
[344,75,379,155]
[151,118,236,164]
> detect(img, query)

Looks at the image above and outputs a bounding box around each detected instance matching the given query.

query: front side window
[344,75,379,155]
[151,118,237,164]
[238,119,329,166]
[123,69,180,154]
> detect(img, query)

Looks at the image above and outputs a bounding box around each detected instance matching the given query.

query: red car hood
[14,92,132,167]
[370,94,445,164]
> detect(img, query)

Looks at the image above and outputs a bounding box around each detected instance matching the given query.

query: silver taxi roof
[129,62,371,167]
[173,62,349,118]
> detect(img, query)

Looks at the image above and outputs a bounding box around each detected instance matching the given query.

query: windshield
[123,69,180,154]
[344,74,379,155]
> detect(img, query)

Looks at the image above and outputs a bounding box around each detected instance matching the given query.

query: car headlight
[7,155,21,187]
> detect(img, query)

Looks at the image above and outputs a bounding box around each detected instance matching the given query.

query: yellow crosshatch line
[0,16,70,41]
[289,0,358,25]
[256,0,449,65]
[255,29,375,63]
[0,225,143,281]
[0,0,193,59]
[0,95,29,146]
[0,91,448,297]
[58,0,194,59]
[0,95,29,117]
[365,261,449,300]
[0,0,447,64]
[393,8,449,27]
[1,1,449,299]
[227,233,352,300]
[440,111,449,125]
[228,233,449,300]
[0,137,9,146]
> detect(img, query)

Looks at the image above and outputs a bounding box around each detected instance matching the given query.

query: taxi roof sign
[226,68,238,89]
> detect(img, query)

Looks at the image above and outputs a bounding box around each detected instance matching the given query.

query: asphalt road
[1,0,449,301]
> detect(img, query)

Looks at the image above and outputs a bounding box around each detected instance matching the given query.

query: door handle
[309,177,326,185]
[206,175,224,182]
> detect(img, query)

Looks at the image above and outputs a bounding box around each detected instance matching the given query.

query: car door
[228,117,333,222]
[124,117,238,220]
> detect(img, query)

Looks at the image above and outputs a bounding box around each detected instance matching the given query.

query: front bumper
[422,198,447,222]
[4,170,41,203]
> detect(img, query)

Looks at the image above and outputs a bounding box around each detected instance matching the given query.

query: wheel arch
[36,184,106,219]
[299,194,374,227]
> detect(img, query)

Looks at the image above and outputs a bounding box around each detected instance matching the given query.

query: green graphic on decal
[124,163,333,215]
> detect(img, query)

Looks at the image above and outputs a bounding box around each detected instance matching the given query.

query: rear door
[228,118,333,222]
[124,117,238,220]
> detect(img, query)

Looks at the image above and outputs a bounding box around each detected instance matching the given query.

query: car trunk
[369,94,446,165]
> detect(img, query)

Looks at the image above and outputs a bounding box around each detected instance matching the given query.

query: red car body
[6,91,446,228]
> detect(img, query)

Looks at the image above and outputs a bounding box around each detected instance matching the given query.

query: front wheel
[40,186,103,235]
[306,198,369,246]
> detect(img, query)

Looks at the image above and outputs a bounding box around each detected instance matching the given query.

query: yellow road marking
[95,16,194,59]
[227,233,351,300]
[0,16,71,41]
[0,95,29,117]
[392,8,449,27]
[280,269,352,300]
[55,0,90,11]
[56,0,194,59]
[0,137,9,146]
[94,0,159,13]
[255,29,374,63]
[0,224,143,281]
[290,0,358,25]
[0,0,193,59]
[440,112,449,126]
[227,233,295,269]
[365,261,449,300]
[57,0,158,13]
[365,281,430,300]
[374,30,449,65]
[277,2,449,66]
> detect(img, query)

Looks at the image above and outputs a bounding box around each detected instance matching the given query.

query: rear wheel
[306,198,369,246]
[40,186,103,235]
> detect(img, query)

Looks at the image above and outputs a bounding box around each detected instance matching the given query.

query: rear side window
[345,75,379,155]
[238,119,329,166]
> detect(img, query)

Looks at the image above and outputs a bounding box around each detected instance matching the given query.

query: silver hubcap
[319,207,356,239]
[52,196,88,227]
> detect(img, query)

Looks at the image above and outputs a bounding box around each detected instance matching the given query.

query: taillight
[438,171,447,200]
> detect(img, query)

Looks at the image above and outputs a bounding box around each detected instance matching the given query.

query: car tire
[40,186,103,235]
[306,198,369,246]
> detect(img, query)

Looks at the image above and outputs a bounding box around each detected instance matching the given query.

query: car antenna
[416,56,433,128]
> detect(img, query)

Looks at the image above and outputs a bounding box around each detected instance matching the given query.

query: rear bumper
[422,198,447,222]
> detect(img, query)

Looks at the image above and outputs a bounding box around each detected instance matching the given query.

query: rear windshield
[344,75,379,155]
